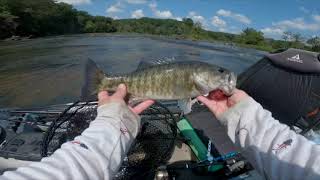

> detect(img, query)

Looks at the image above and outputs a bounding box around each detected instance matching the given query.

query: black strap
[298,107,320,135]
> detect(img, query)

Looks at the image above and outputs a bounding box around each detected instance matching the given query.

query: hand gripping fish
[82,60,237,114]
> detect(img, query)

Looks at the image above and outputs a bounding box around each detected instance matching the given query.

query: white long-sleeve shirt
[1,97,320,180]
[1,101,140,180]
[219,97,320,180]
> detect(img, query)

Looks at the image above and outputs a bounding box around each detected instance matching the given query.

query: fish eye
[218,68,225,73]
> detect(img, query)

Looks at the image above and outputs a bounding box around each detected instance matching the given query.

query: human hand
[197,89,248,118]
[98,84,155,115]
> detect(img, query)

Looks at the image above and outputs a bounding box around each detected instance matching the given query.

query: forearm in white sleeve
[0,101,140,180]
[219,97,320,180]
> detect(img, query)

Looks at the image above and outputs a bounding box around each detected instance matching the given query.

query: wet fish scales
[83,61,237,101]
[112,65,191,98]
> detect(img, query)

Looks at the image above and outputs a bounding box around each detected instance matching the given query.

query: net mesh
[41,101,177,179]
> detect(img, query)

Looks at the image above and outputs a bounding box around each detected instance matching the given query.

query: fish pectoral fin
[128,97,145,106]
[177,98,198,114]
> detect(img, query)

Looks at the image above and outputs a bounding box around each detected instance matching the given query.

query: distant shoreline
[1,0,318,53]
[1,32,270,53]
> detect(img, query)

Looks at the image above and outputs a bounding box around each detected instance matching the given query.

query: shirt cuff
[96,101,141,137]
[219,97,256,127]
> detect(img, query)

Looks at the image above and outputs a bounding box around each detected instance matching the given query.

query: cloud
[187,11,207,27]
[149,2,181,20]
[299,6,310,14]
[216,9,251,24]
[313,15,320,22]
[55,0,91,5]
[149,2,172,18]
[273,17,320,31]
[211,16,226,27]
[261,27,284,38]
[106,2,123,14]
[126,0,147,4]
[149,2,157,9]
[175,17,182,21]
[261,15,320,39]
[218,28,226,32]
[188,11,205,23]
[216,9,231,16]
[209,13,241,34]
[187,11,208,28]
[131,9,144,18]
[210,9,250,33]
[155,10,173,18]
[112,16,120,20]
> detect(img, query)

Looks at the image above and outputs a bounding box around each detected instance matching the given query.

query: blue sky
[58,0,320,39]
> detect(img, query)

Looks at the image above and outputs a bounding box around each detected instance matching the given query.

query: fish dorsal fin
[137,57,176,70]
[137,61,155,70]
[154,57,175,65]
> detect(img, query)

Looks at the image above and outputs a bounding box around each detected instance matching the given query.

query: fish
[82,59,237,113]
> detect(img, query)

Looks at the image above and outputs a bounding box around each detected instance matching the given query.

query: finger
[197,96,222,116]
[113,84,127,99]
[196,96,212,107]
[98,91,109,101]
[132,100,155,115]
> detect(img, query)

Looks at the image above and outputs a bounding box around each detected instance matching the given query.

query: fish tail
[81,59,106,101]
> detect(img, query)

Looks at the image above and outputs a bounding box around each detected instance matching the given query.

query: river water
[0,34,265,108]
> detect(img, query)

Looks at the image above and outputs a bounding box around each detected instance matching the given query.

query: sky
[57,0,320,39]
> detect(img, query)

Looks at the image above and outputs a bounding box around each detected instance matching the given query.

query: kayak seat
[238,48,320,131]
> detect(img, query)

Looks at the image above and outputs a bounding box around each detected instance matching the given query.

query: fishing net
[41,101,177,179]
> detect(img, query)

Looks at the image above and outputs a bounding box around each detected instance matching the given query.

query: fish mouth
[220,73,237,96]
[220,87,234,96]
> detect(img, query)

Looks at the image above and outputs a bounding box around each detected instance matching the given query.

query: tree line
[0,0,319,52]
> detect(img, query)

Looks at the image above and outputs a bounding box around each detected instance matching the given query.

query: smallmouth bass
[82,60,236,104]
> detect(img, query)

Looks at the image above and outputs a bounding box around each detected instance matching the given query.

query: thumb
[196,96,212,107]
[113,84,127,99]
[98,91,109,101]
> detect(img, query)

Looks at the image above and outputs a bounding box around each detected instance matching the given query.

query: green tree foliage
[84,16,116,33]
[0,0,117,38]
[0,0,8,14]
[84,20,96,33]
[116,18,190,36]
[0,0,18,38]
[115,18,237,42]
[292,33,304,42]
[281,31,306,49]
[0,14,18,39]
[282,31,293,42]
[307,36,320,52]
[238,28,265,45]
[307,36,320,46]
[0,0,318,53]
[76,10,92,32]
[269,39,288,50]
[182,18,193,27]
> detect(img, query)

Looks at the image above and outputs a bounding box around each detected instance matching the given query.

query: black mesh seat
[238,48,320,131]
